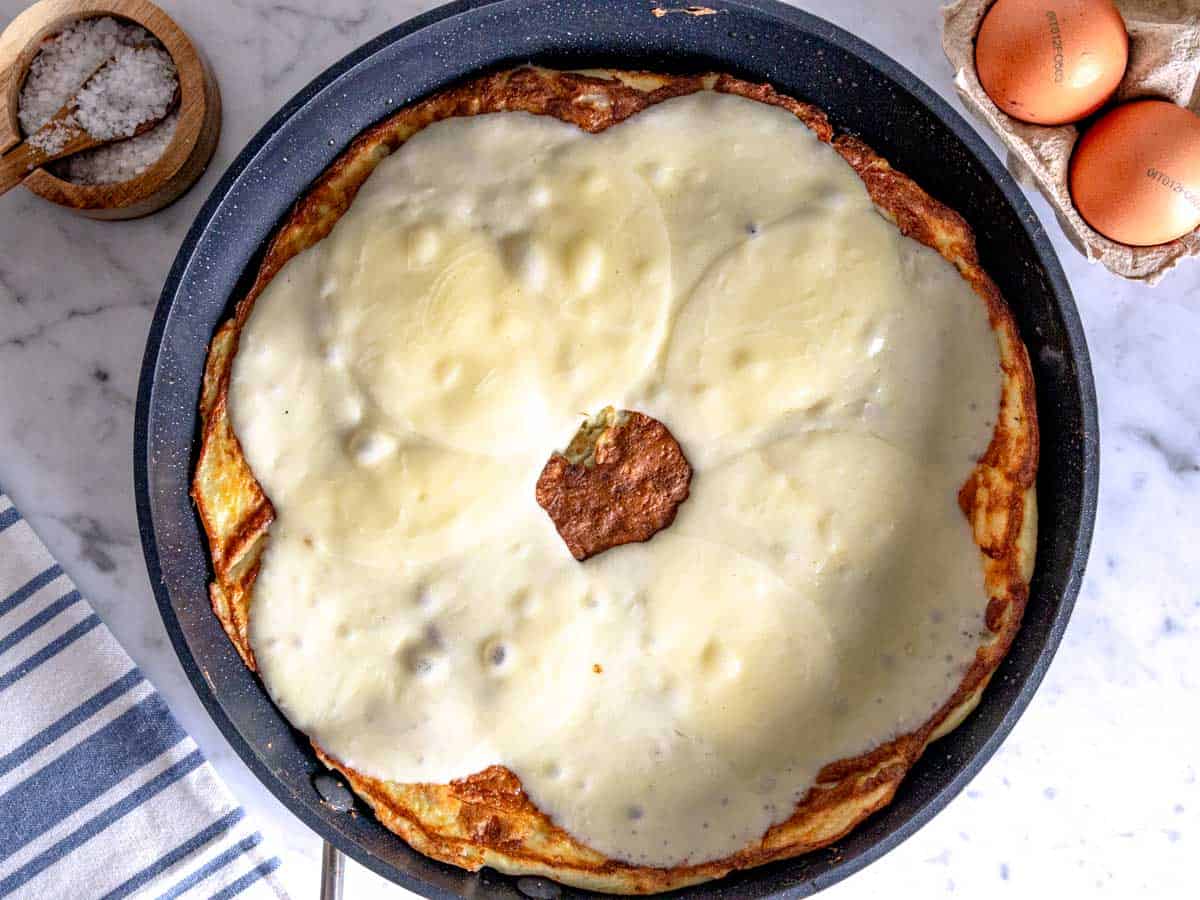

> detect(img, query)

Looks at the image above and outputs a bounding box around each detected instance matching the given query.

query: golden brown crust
[191,67,1038,893]
[535,409,693,561]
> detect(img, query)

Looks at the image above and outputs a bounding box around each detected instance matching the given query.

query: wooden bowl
[0,0,220,219]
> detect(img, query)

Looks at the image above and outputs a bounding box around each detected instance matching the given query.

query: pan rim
[134,1,1098,896]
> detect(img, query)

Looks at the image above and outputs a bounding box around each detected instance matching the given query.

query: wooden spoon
[0,51,179,196]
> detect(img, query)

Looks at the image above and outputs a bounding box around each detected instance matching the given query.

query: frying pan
[134,1,1099,896]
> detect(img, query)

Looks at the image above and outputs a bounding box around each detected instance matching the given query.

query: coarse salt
[74,45,176,140]
[27,119,75,156]
[59,110,179,185]
[18,17,178,184]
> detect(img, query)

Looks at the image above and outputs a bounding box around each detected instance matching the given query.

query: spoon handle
[0,142,43,196]
[320,840,344,900]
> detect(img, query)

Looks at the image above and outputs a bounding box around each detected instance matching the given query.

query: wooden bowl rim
[0,0,213,209]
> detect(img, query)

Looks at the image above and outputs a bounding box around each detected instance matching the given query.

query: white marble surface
[1,1,1196,897]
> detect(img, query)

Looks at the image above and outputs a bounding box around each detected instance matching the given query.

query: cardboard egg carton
[942,0,1200,283]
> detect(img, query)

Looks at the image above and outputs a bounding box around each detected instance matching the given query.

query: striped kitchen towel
[0,492,288,900]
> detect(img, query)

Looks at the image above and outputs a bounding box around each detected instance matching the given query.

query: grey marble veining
[1,1,1196,898]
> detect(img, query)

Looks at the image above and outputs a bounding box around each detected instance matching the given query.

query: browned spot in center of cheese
[535,407,692,561]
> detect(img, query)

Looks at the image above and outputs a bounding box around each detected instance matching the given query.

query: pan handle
[320,840,344,900]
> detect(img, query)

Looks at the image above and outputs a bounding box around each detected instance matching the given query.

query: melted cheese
[229,91,1003,867]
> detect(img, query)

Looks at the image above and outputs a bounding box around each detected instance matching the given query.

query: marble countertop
[1,1,1195,897]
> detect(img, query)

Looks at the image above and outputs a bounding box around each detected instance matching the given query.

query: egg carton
[942,0,1200,283]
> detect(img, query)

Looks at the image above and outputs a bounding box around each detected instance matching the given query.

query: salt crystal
[17,17,179,184]
[60,110,178,185]
[74,46,176,140]
[27,115,77,156]
[18,17,152,134]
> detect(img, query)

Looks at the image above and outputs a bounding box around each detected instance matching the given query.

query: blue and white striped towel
[0,492,288,900]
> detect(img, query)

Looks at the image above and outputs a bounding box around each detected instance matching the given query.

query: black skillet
[134,1,1099,896]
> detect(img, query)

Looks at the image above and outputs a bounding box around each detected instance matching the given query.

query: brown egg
[975,0,1128,125]
[1069,100,1200,246]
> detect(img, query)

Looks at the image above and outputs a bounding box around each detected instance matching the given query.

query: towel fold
[0,491,288,900]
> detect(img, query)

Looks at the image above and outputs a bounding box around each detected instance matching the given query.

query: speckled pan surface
[134,1,1098,897]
